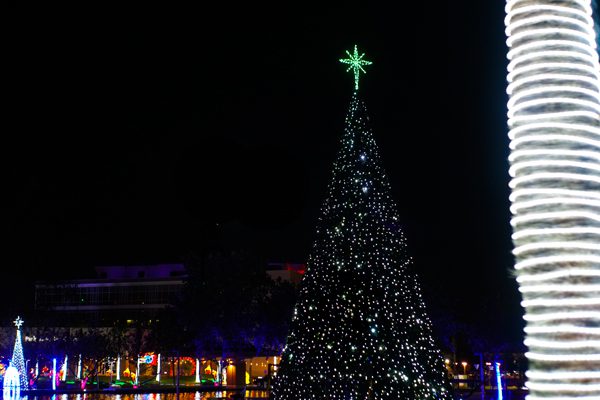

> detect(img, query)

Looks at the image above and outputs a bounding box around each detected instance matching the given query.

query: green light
[339,45,372,91]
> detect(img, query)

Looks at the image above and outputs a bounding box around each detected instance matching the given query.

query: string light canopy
[339,45,372,91]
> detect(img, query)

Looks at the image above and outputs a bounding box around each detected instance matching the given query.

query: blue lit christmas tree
[271,47,450,399]
[11,316,28,389]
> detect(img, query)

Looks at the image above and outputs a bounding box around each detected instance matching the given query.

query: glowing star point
[13,317,23,330]
[339,45,372,91]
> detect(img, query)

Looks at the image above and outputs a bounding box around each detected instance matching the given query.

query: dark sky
[4,2,523,345]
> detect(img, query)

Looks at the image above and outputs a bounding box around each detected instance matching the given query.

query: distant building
[21,261,301,386]
[34,264,186,326]
[33,261,302,326]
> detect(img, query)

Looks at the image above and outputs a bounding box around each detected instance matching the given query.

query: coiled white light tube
[505,1,600,398]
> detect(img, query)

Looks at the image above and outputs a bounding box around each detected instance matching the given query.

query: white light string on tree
[271,47,450,399]
[10,317,28,389]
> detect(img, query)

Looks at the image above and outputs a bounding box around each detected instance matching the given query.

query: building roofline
[34,278,186,288]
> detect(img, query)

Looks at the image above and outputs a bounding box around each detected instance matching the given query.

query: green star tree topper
[339,44,372,91]
[271,49,450,399]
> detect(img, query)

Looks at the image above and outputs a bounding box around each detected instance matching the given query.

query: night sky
[4,2,523,345]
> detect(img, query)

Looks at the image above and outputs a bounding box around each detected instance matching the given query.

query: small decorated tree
[11,316,28,388]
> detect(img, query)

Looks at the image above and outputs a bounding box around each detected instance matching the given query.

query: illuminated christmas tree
[272,46,450,399]
[11,316,28,389]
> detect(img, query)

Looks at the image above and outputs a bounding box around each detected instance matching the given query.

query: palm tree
[504,0,600,398]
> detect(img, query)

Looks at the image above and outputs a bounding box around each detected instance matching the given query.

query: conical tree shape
[272,92,450,399]
[11,328,28,388]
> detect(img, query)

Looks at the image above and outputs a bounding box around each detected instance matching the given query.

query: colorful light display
[504,0,600,398]
[271,50,450,399]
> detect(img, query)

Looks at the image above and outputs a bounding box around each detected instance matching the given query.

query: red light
[285,263,306,275]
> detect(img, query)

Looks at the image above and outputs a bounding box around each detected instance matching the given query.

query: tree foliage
[179,249,297,360]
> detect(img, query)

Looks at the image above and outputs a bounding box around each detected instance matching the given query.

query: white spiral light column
[505,0,600,399]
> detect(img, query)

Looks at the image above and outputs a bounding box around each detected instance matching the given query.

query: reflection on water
[13,391,269,400]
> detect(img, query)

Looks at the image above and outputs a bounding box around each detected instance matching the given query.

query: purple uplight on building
[34,264,187,326]
[95,264,187,280]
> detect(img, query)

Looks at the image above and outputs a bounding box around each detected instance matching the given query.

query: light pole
[495,362,503,400]
[462,362,468,375]
[52,358,57,391]
[135,355,140,386]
